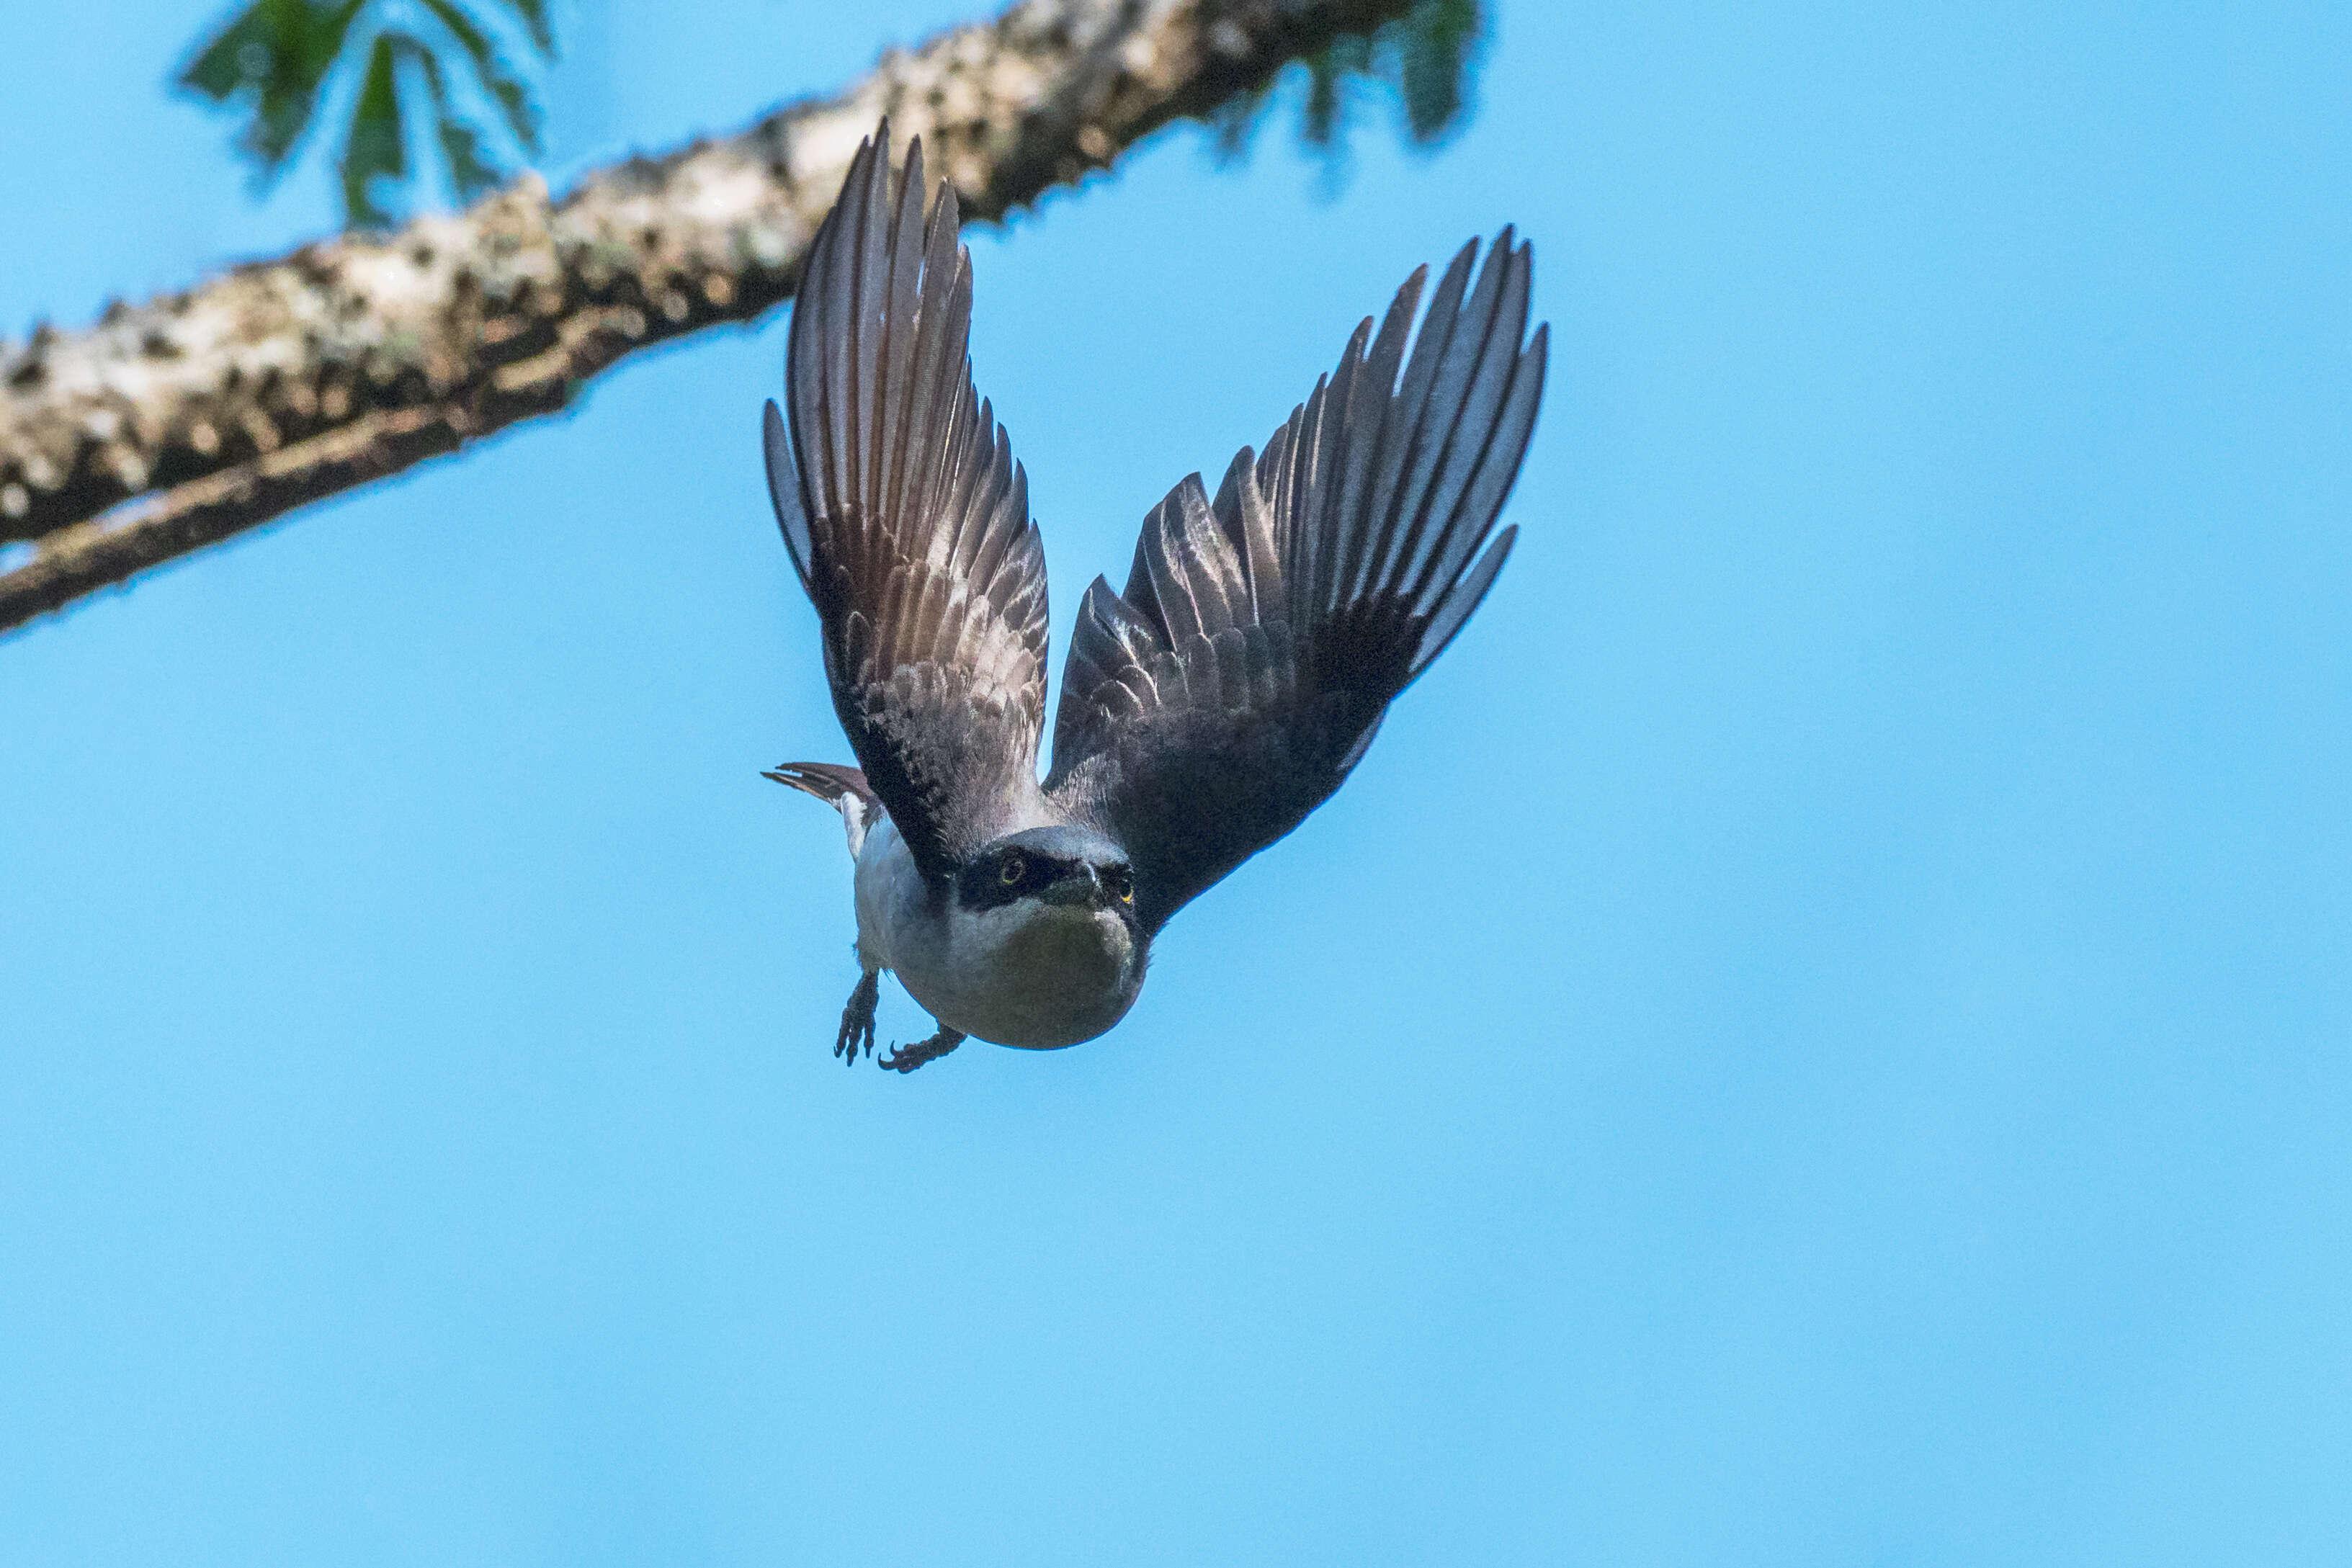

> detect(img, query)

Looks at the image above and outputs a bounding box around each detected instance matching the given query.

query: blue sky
[3,1,2348,1563]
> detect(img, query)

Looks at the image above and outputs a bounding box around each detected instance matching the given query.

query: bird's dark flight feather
[762,760,882,824]
[1045,232,1547,935]
[764,126,1050,885]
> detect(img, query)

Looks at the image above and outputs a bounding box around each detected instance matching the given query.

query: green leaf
[1207,84,1274,163]
[179,0,554,227]
[176,0,367,177]
[1397,0,1480,143]
[409,43,500,202]
[1210,0,1487,172]
[339,31,406,229]
[417,0,541,152]
[492,0,555,55]
[1301,33,1372,148]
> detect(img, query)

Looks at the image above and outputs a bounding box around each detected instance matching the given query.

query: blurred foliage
[176,0,1484,231]
[176,0,552,228]
[1209,0,1485,171]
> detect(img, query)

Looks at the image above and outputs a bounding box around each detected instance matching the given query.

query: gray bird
[763,126,1547,1072]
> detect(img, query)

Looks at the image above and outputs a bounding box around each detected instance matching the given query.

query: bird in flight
[763,125,1547,1072]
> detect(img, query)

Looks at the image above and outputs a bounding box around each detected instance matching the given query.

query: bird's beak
[1039,865,1106,909]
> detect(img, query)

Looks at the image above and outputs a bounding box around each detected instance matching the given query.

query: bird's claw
[835,971,880,1065]
[879,1026,965,1073]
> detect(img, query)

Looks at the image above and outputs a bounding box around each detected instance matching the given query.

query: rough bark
[0,0,1416,636]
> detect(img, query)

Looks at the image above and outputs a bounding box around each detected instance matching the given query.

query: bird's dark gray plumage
[1044,230,1547,935]
[764,124,1547,1065]
[763,132,1051,888]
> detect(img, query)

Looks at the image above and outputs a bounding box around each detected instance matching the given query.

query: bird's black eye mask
[954,851,1137,923]
[955,850,1051,912]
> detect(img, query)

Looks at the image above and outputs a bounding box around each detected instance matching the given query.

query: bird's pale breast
[853,815,1144,1049]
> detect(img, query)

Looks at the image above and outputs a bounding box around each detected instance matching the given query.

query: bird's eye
[1112,869,1134,903]
[998,854,1027,886]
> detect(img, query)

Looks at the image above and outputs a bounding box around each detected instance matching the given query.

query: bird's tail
[764,762,882,859]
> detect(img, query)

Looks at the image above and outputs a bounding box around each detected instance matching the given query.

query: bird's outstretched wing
[765,127,1050,886]
[1045,233,1547,936]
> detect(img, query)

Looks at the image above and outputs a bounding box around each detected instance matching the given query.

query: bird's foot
[835,971,880,1065]
[879,1025,965,1073]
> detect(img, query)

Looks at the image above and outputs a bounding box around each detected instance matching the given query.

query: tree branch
[0,0,1418,636]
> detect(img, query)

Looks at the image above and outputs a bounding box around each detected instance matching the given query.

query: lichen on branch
[0,0,1440,636]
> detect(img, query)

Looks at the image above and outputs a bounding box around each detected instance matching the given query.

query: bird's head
[955,823,1136,923]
